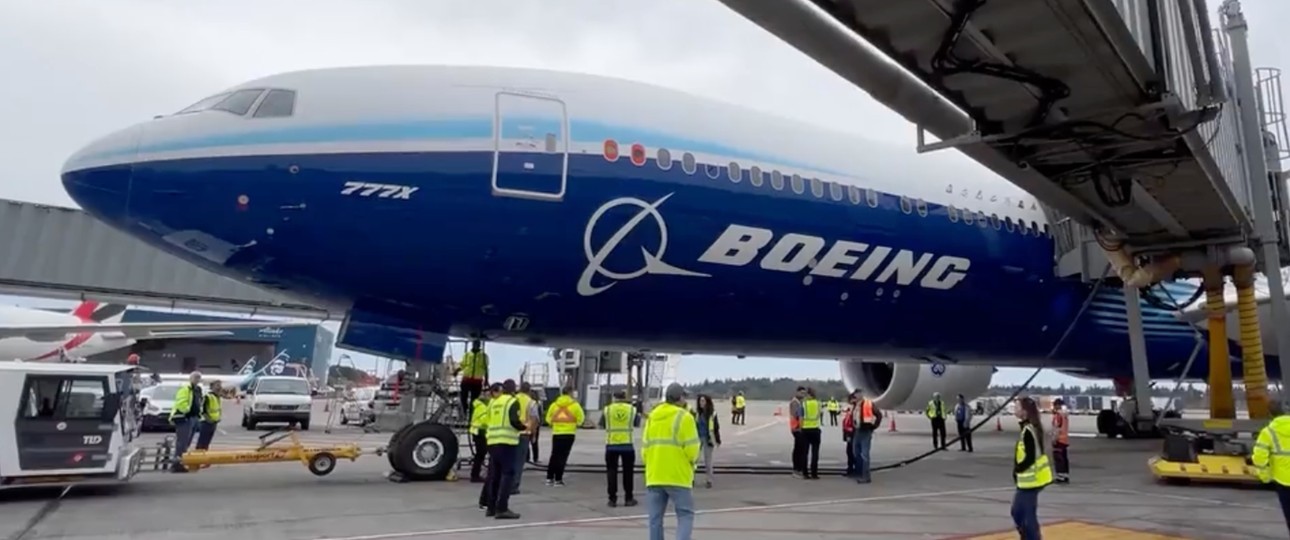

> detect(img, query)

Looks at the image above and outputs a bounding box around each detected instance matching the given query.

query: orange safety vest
[550,403,576,423]
[1052,411,1069,445]
[860,399,876,424]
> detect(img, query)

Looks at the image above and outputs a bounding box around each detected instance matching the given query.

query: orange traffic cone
[888,416,898,432]
[773,406,783,417]
[995,416,1003,431]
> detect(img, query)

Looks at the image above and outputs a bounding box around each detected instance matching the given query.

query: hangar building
[87,308,334,385]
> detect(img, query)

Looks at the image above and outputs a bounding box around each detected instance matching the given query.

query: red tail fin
[69,301,100,322]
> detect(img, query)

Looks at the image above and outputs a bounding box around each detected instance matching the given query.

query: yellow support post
[1203,268,1235,419]
[1233,264,1271,420]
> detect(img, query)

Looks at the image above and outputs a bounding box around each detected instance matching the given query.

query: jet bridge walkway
[716,0,1290,272]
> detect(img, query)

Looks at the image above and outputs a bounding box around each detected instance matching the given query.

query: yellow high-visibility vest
[486,395,520,446]
[827,399,839,412]
[643,403,700,488]
[1254,416,1290,485]
[459,351,488,379]
[1014,424,1053,489]
[470,398,489,435]
[604,402,636,446]
[545,395,585,435]
[801,399,821,429]
[202,393,222,423]
[516,392,533,427]
[734,395,745,408]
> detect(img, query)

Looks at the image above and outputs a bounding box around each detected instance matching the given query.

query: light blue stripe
[84,116,853,178]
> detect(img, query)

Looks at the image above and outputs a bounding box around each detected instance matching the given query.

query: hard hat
[126,353,140,365]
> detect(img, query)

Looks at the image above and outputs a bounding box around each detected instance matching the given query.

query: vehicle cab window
[20,376,109,420]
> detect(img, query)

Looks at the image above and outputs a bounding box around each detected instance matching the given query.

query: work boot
[608,499,617,508]
[495,511,520,520]
[624,498,638,507]
[544,479,554,487]
[484,510,496,518]
[554,480,565,487]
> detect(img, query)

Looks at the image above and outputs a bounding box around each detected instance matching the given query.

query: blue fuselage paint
[64,148,1260,381]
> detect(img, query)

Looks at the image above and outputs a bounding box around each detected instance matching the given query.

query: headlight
[298,404,311,411]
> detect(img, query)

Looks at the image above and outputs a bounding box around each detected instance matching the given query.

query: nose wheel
[388,421,458,481]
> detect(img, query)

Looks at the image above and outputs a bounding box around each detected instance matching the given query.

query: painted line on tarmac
[732,419,780,437]
[1106,488,1277,511]
[313,485,1016,540]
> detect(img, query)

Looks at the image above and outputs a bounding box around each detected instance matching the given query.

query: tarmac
[0,399,1285,539]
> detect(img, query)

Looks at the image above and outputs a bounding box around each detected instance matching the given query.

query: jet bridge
[717,0,1290,471]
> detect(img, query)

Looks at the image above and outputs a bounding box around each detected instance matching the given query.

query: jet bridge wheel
[389,421,458,481]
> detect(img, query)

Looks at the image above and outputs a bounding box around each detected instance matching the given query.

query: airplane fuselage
[0,305,130,361]
[61,65,1261,385]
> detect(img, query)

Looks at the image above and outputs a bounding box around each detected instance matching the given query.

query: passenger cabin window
[916,199,928,217]
[253,89,297,118]
[771,171,784,191]
[948,206,959,223]
[656,148,673,171]
[990,213,1001,230]
[829,182,844,202]
[810,177,824,198]
[790,174,804,194]
[977,212,989,228]
[212,89,266,116]
[865,189,879,208]
[964,211,975,225]
[728,162,742,183]
[681,153,697,175]
[20,376,109,420]
[848,186,862,205]
[899,197,912,214]
[1005,216,1015,232]
[749,166,764,187]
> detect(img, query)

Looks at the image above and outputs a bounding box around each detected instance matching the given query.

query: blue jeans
[511,434,530,492]
[1011,487,1043,540]
[851,429,873,481]
[172,418,197,468]
[647,486,694,540]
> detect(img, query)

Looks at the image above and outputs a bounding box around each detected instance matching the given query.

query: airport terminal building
[87,309,334,384]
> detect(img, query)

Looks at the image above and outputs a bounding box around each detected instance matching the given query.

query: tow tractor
[0,362,146,490]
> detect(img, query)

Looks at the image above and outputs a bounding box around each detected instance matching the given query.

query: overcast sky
[1,0,1286,386]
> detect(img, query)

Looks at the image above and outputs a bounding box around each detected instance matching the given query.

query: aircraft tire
[386,422,416,470]
[390,422,458,481]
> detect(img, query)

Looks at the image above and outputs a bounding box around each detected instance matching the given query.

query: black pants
[732,408,744,425]
[1053,441,1069,479]
[843,435,855,475]
[460,379,483,418]
[957,421,974,452]
[530,430,541,463]
[930,418,947,449]
[547,434,576,482]
[1276,483,1290,538]
[195,421,218,450]
[802,428,821,477]
[605,448,635,502]
[829,411,839,426]
[478,444,517,513]
[470,431,488,480]
[791,431,806,472]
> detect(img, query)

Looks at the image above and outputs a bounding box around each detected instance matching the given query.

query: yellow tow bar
[180,428,362,476]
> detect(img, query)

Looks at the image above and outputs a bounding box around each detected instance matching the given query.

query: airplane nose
[61,125,142,224]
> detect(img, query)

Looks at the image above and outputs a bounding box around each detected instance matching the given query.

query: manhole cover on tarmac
[953,520,1188,539]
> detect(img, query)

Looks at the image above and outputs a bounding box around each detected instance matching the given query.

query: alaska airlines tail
[237,358,259,376]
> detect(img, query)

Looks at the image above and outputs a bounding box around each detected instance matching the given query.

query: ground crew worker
[167,371,204,472]
[842,400,856,476]
[827,396,840,426]
[600,390,638,507]
[954,393,975,453]
[469,383,500,483]
[733,392,746,425]
[800,388,822,480]
[789,387,805,478]
[1050,398,1070,483]
[455,340,489,418]
[195,380,223,451]
[927,392,948,450]
[1253,401,1290,534]
[645,383,700,540]
[544,387,585,486]
[477,379,526,520]
[1011,397,1053,540]
[530,388,543,464]
[511,382,539,494]
[851,390,882,483]
[694,394,721,488]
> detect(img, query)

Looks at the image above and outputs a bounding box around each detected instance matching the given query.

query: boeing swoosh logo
[577,193,710,297]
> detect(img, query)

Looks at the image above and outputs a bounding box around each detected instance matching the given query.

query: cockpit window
[211,89,266,116]
[253,89,297,118]
[175,93,231,115]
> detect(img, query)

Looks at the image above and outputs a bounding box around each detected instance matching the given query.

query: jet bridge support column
[1233,264,1272,420]
[1124,285,1155,427]
[1203,267,1236,419]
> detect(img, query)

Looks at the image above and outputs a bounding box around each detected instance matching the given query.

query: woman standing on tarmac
[694,394,721,488]
[1011,397,1054,540]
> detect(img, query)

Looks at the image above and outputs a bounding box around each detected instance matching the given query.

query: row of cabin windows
[653,149,1050,236]
[174,88,297,118]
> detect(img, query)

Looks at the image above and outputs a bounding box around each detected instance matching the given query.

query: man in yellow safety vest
[1253,402,1290,535]
[456,339,489,419]
[195,380,223,451]
[469,383,500,483]
[477,379,526,520]
[600,390,638,507]
[168,371,204,473]
[644,383,700,540]
[827,397,840,426]
[510,382,539,494]
[732,392,746,425]
[544,387,585,486]
[927,392,948,450]
[800,388,822,479]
